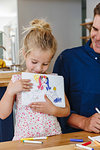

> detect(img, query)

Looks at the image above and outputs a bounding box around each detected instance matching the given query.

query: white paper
[21,72,65,107]
[91,136,100,142]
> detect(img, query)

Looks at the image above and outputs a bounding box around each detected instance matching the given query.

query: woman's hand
[7,79,33,96]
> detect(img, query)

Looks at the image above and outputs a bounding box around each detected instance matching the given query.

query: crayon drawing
[21,72,65,107]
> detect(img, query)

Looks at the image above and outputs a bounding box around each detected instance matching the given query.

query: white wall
[86,0,100,20]
[0,0,17,30]
[17,0,82,72]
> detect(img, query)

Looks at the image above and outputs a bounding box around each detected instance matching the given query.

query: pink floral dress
[12,74,61,140]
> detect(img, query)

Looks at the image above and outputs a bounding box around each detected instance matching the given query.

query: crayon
[70,138,83,142]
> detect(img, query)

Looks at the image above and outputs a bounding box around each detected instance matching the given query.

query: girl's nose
[36,65,43,73]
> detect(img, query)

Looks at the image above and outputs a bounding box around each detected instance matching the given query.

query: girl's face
[25,47,53,74]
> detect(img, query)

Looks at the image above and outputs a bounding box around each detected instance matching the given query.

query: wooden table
[0,131,100,150]
[0,71,21,87]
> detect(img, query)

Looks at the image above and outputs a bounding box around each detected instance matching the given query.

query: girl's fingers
[44,94,53,104]
[22,80,33,90]
[22,79,31,82]
[29,104,41,108]
[44,94,48,100]
[23,84,32,89]
[22,79,33,85]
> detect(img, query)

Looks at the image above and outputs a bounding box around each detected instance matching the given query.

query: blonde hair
[19,19,57,70]
[22,19,57,55]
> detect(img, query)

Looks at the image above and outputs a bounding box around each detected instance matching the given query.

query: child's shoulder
[11,73,22,82]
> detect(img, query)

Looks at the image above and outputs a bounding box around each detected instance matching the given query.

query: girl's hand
[29,95,56,116]
[29,94,70,117]
[7,79,33,96]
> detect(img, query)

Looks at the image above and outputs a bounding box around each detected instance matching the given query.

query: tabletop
[0,131,100,150]
[0,71,21,87]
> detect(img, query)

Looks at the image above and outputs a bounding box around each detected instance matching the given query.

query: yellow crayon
[21,138,33,141]
[21,136,48,141]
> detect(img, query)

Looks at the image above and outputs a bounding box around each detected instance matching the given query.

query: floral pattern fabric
[12,74,61,140]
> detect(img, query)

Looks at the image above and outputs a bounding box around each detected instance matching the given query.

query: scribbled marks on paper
[34,75,62,103]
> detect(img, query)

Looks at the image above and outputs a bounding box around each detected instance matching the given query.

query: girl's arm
[0,81,16,119]
[0,79,33,119]
[29,94,70,117]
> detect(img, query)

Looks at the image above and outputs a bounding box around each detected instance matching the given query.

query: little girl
[0,19,70,140]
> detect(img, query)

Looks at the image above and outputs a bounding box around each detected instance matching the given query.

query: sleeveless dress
[12,74,61,140]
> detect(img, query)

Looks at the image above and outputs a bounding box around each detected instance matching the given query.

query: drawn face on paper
[38,76,51,91]
[41,77,47,86]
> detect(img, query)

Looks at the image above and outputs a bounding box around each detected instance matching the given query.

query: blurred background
[0,0,100,72]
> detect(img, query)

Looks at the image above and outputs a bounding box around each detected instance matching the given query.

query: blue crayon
[70,138,83,142]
